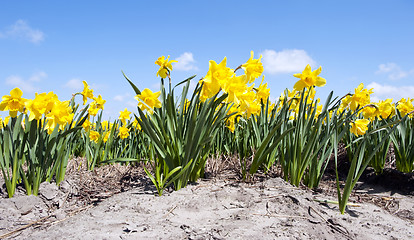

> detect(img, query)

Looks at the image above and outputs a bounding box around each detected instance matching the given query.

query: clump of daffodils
[195,51,270,131]
[0,88,75,134]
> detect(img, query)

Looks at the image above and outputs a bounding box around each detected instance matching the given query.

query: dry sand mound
[1,158,413,239]
[1,177,413,239]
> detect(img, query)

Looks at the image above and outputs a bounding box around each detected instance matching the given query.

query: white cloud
[367,82,414,102]
[173,52,198,71]
[5,75,39,93]
[375,63,413,81]
[114,93,130,102]
[126,101,137,108]
[261,49,316,74]
[64,78,83,90]
[29,71,47,82]
[114,95,125,102]
[0,20,45,44]
[4,72,47,94]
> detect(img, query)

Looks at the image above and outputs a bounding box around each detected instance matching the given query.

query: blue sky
[1,1,414,120]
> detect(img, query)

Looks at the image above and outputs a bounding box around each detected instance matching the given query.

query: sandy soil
[1,158,413,240]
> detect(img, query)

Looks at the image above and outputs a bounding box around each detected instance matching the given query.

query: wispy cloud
[375,63,414,81]
[261,49,316,74]
[114,93,132,102]
[64,78,84,90]
[29,71,47,82]
[173,52,198,71]
[5,71,48,94]
[367,82,414,102]
[0,20,45,44]
[126,101,137,108]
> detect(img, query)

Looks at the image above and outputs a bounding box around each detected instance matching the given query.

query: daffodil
[25,92,58,121]
[0,87,27,118]
[350,119,370,136]
[102,131,110,143]
[255,78,270,103]
[89,130,100,143]
[303,87,316,104]
[88,102,100,116]
[362,104,379,120]
[81,81,94,105]
[340,95,352,110]
[155,55,177,78]
[132,118,141,131]
[45,100,74,134]
[225,105,241,132]
[241,51,263,83]
[181,98,191,113]
[378,99,394,119]
[397,98,414,117]
[200,57,234,101]
[134,88,162,114]
[82,118,91,132]
[119,108,131,124]
[93,95,106,110]
[349,83,373,111]
[101,120,110,130]
[293,65,326,91]
[118,126,129,139]
[243,100,261,118]
[222,75,248,104]
[278,89,297,110]
[315,103,323,118]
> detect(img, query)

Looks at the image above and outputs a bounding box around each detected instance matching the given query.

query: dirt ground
[0,157,413,240]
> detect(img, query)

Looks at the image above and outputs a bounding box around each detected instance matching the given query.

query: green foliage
[278,89,336,188]
[0,103,87,197]
[127,75,230,195]
[390,112,414,173]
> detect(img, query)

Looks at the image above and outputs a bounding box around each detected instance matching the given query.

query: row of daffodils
[1,52,413,214]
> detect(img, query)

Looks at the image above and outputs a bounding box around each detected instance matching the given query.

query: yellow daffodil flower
[0,87,27,118]
[82,118,91,132]
[362,104,379,120]
[88,102,100,116]
[200,57,234,101]
[293,65,326,91]
[349,83,373,111]
[132,118,141,130]
[222,75,248,104]
[102,131,110,143]
[378,99,394,119]
[118,126,130,139]
[255,80,270,103]
[89,130,100,143]
[81,81,94,105]
[134,88,162,114]
[243,100,261,118]
[155,55,177,78]
[397,98,414,117]
[119,108,131,124]
[101,120,110,130]
[25,92,59,121]
[93,95,106,110]
[350,119,370,136]
[45,100,74,134]
[241,51,264,84]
